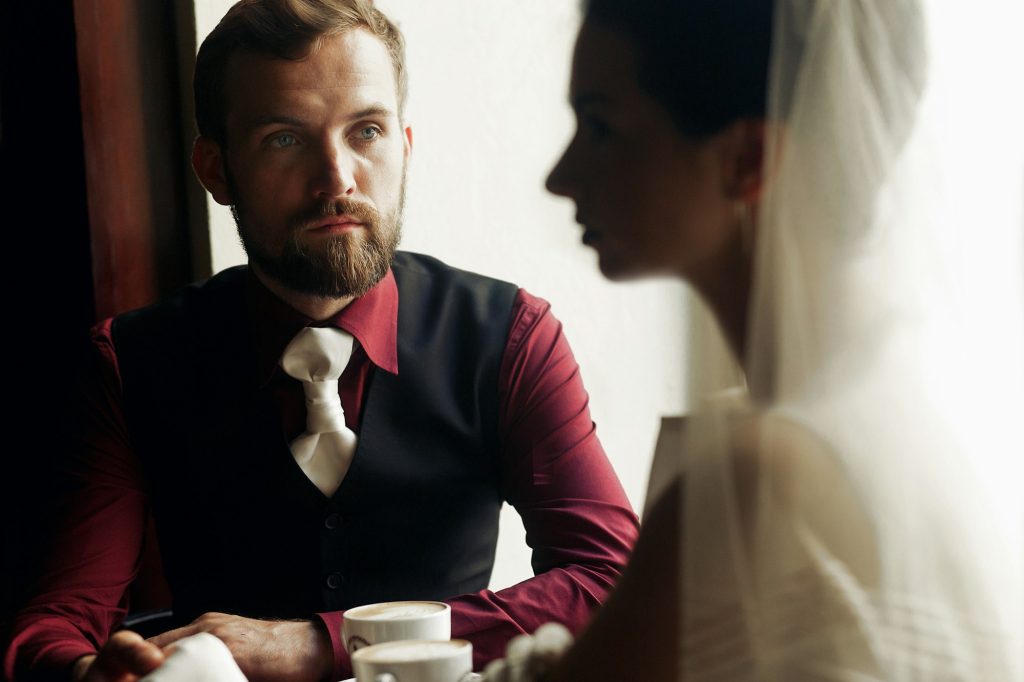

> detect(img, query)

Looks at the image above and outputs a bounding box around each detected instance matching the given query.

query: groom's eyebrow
[246,114,308,131]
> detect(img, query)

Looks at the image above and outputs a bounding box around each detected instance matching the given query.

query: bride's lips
[577,216,600,245]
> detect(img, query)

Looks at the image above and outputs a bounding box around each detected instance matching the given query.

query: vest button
[324,513,342,530]
[325,572,344,590]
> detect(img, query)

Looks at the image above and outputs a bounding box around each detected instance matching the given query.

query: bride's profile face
[546,21,736,282]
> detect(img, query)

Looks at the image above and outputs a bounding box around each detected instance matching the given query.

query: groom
[3,1,638,680]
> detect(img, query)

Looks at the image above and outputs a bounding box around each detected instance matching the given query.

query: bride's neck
[689,238,754,367]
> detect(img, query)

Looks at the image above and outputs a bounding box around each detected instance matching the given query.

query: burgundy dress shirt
[4,268,639,680]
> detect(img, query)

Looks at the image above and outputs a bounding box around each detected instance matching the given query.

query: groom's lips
[308,215,364,234]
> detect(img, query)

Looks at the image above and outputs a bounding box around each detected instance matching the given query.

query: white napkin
[140,633,248,682]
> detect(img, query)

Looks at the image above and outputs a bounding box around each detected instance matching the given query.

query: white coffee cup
[352,639,474,682]
[343,601,451,654]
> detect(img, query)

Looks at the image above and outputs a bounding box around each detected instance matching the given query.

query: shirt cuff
[315,611,351,680]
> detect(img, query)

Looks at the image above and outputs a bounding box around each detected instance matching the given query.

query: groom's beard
[228,167,405,299]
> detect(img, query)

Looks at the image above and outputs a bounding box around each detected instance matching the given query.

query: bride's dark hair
[584,0,774,138]
[584,0,926,151]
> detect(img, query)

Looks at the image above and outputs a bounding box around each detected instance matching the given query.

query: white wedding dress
[647,1,1024,679]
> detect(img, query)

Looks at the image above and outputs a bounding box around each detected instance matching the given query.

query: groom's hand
[148,612,333,682]
[72,630,165,681]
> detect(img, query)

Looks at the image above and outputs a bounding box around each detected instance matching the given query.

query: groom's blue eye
[356,126,382,141]
[270,133,298,148]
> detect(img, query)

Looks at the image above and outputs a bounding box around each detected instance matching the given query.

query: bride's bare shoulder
[731,411,839,488]
[657,406,866,523]
[654,409,836,485]
[727,410,877,576]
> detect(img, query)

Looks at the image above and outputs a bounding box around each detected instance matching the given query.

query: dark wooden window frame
[74,0,210,319]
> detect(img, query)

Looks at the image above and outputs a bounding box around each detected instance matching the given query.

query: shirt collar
[248,267,400,387]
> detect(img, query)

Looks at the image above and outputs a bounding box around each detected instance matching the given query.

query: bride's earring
[735,202,754,256]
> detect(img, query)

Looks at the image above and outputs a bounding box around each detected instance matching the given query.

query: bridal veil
[677,0,1024,679]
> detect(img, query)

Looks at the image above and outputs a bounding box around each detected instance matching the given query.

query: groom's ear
[192,136,233,206]
[718,118,767,202]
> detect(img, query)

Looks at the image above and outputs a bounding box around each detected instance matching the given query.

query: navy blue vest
[112,252,518,623]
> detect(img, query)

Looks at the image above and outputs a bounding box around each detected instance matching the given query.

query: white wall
[194,0,686,590]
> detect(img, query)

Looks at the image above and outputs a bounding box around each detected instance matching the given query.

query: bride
[490,0,1024,679]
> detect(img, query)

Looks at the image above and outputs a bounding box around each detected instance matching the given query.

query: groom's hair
[194,0,407,148]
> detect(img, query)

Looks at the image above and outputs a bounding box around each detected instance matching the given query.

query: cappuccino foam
[348,601,447,621]
[356,640,469,663]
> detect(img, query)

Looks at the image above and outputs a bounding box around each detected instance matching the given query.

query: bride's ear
[718,118,767,203]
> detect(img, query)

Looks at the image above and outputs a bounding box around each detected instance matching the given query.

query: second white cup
[352,639,473,682]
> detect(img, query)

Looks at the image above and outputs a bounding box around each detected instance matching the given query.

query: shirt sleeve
[448,288,640,670]
[319,290,640,679]
[3,320,147,681]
